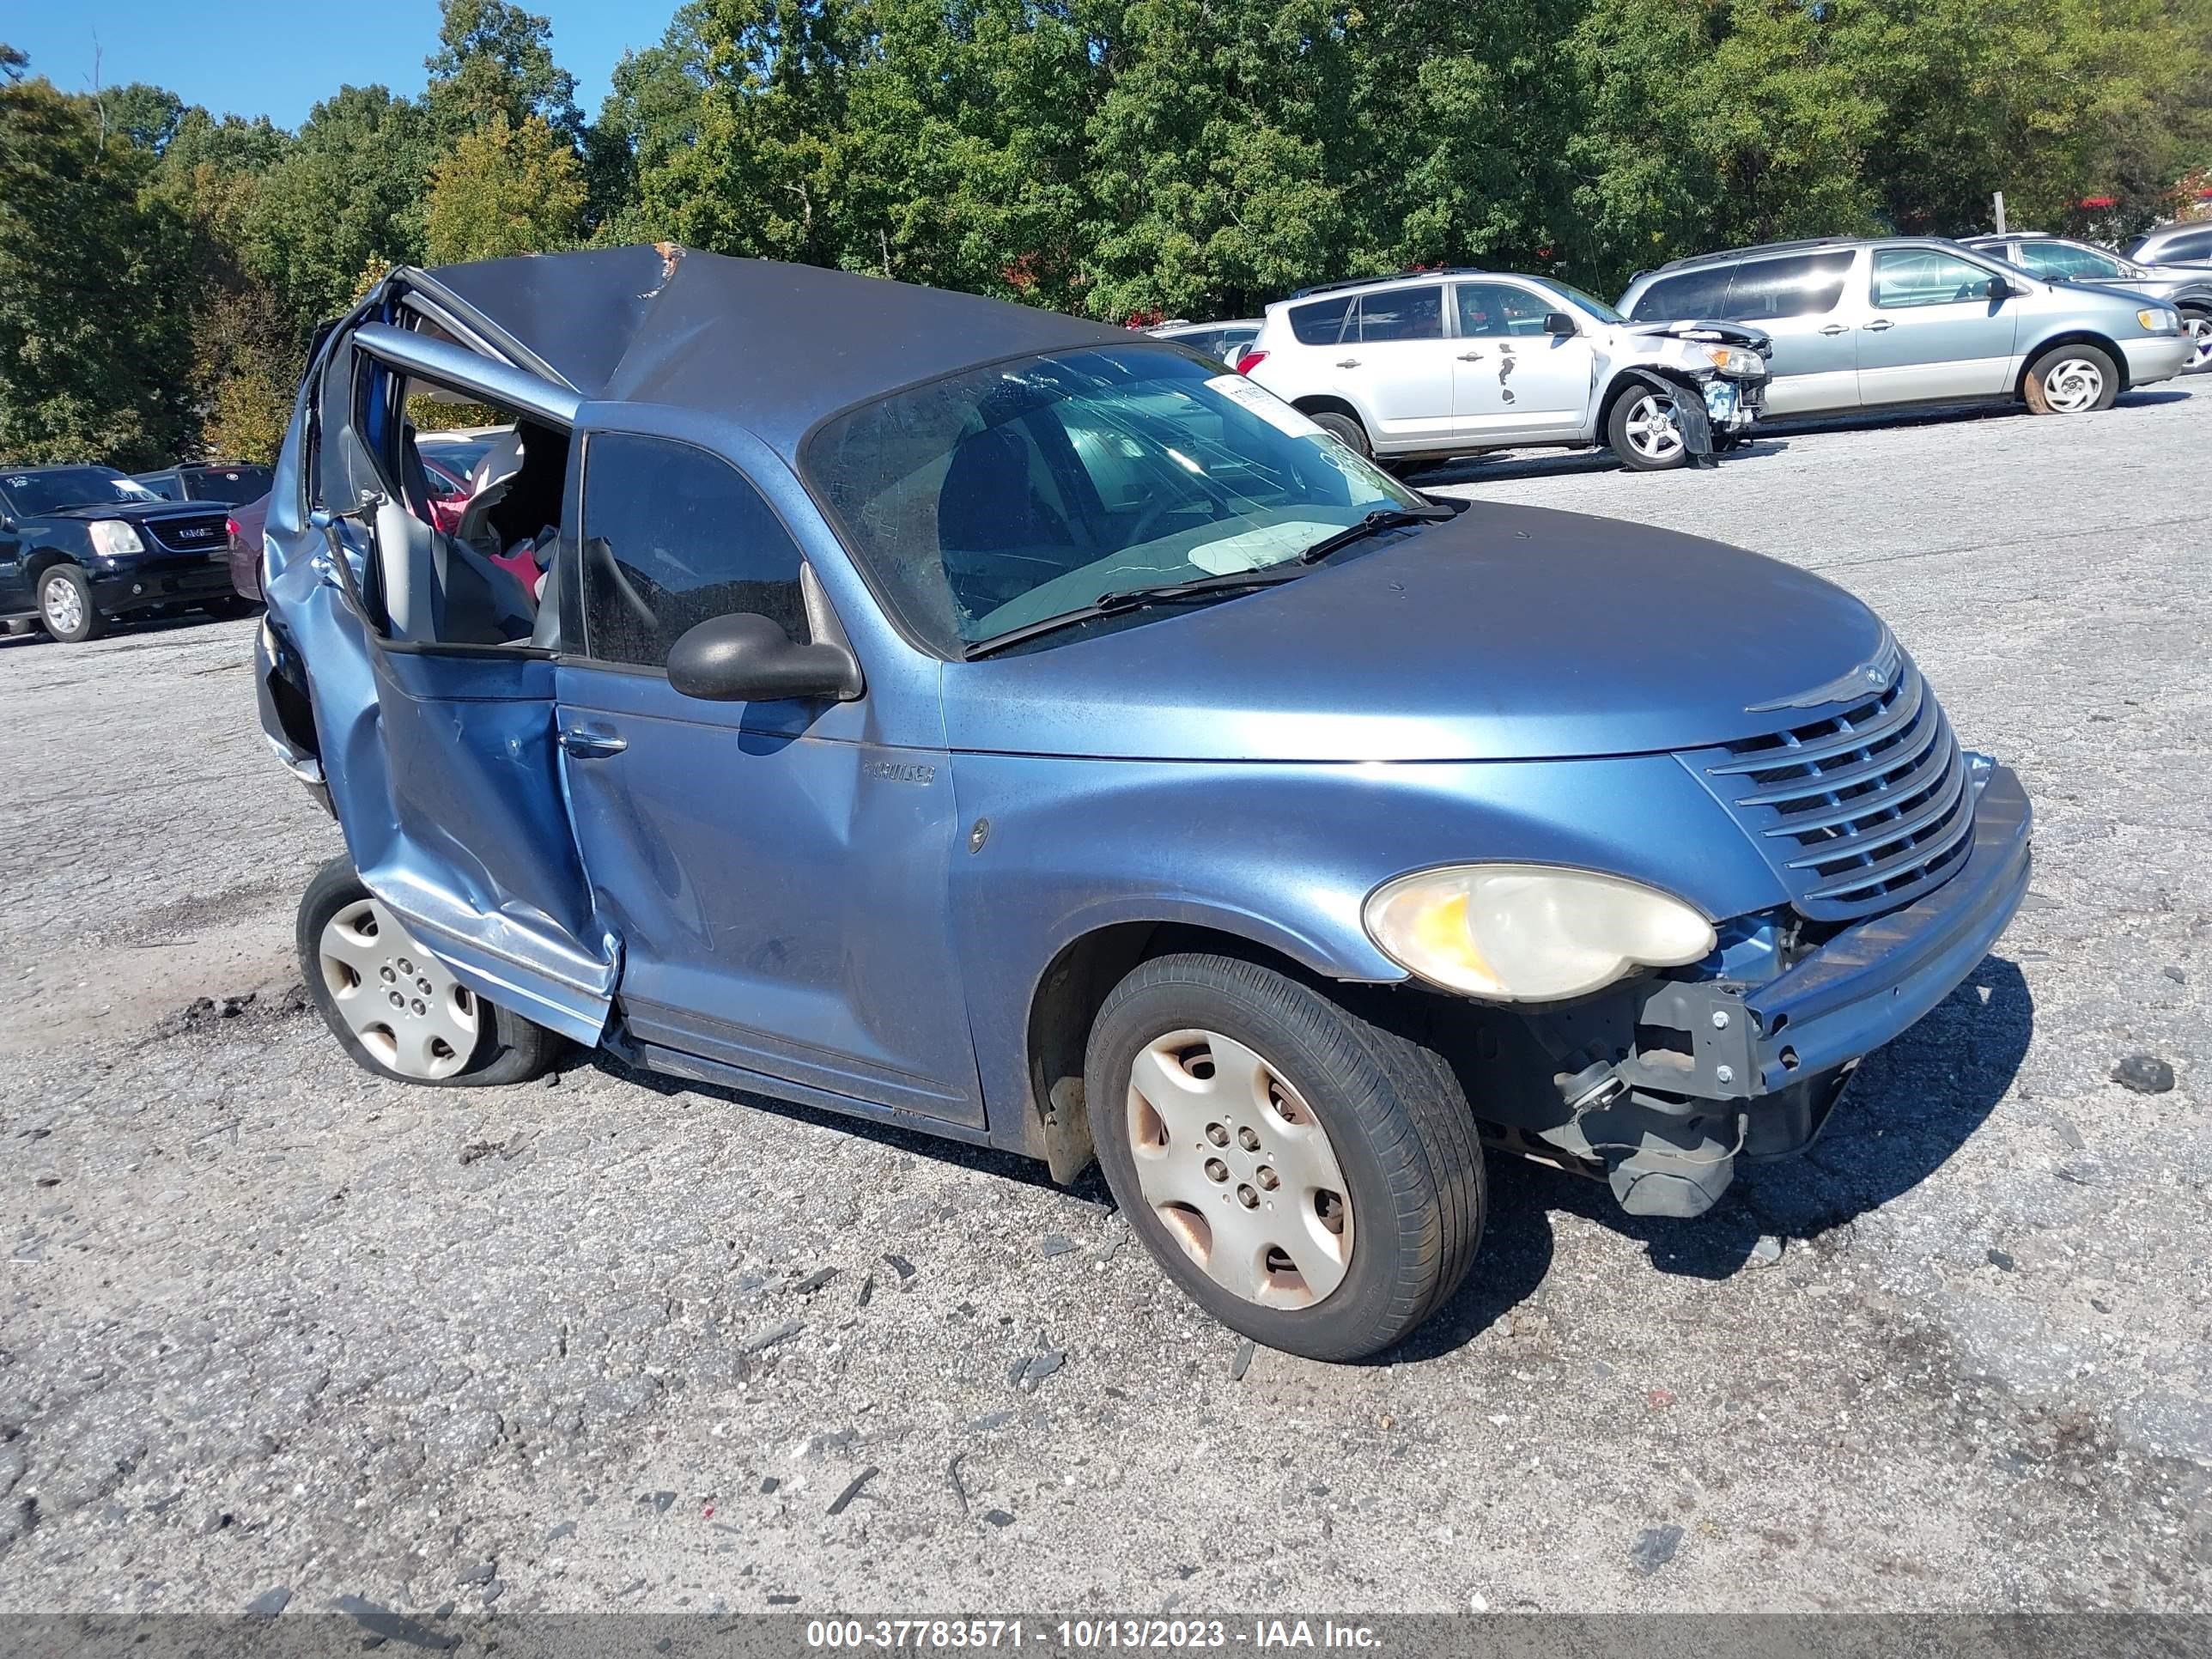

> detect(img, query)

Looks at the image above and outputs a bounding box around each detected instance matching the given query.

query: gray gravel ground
[2,380,2209,1620]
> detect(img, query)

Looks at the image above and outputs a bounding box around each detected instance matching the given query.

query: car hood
[939,502,1890,763]
[1621,318,1773,352]
[32,499,228,527]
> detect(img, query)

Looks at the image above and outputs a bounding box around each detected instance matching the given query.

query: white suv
[1238,270,1770,471]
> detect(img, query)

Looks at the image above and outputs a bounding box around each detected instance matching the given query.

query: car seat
[374,495,536,647]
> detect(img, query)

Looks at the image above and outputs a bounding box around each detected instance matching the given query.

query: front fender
[948,750,1789,1144]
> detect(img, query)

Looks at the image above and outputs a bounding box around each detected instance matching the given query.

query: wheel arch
[24,549,79,587]
[2017,329,2131,396]
[1289,392,1369,434]
[1022,916,1376,1183]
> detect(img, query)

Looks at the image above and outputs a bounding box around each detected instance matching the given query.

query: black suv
[0,465,247,643]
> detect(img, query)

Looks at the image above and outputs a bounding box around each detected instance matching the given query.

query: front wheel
[1607,388,1690,471]
[297,857,567,1086]
[2181,312,2212,374]
[2023,343,2119,414]
[38,565,106,643]
[203,593,260,620]
[1085,953,1485,1361]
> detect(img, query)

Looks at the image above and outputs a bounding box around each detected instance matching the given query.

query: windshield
[1,467,160,515]
[1536,279,1626,324]
[421,437,498,480]
[804,345,1424,654]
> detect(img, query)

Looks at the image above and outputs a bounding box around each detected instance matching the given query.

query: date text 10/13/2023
[805,1620,1383,1650]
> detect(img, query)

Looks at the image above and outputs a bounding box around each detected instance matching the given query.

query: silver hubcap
[2185,317,2212,371]
[1126,1029,1354,1310]
[2041,356,2105,413]
[42,575,84,635]
[318,897,479,1079]
[1623,393,1684,461]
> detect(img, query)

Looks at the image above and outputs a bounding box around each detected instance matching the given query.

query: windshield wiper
[961,566,1304,659]
[1295,504,1455,566]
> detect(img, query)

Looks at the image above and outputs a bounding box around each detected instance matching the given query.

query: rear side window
[1356,287,1443,342]
[1629,265,1732,322]
[579,432,809,671]
[1289,295,1355,344]
[1721,252,1856,319]
[2161,228,2212,261]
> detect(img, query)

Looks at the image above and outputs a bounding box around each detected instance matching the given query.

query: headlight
[88,520,145,557]
[1704,345,1764,375]
[1364,865,1717,1002]
[2138,307,2180,333]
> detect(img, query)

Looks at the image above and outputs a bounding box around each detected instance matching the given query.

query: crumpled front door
[268,520,618,1047]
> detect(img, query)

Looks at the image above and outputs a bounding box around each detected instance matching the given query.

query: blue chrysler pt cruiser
[255,246,2030,1361]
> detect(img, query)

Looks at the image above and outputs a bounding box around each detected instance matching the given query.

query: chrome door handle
[1335,358,1362,368]
[1457,350,1486,361]
[560,727,627,758]
[1818,323,1849,336]
[1863,319,1893,331]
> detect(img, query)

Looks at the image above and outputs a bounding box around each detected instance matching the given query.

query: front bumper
[91,555,234,613]
[1625,760,2031,1105]
[2121,333,2195,388]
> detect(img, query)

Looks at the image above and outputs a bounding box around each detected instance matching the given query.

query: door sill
[620,1036,1002,1151]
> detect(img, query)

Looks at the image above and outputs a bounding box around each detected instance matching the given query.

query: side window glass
[2170,229,2212,261]
[1356,287,1443,343]
[1455,283,1553,337]
[580,433,809,671]
[1630,266,1730,322]
[1289,295,1354,345]
[1872,249,1996,309]
[1720,252,1855,319]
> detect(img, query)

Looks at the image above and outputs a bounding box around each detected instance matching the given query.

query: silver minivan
[1619,236,2193,418]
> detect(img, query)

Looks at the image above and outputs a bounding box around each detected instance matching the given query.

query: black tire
[36,564,106,643]
[1084,952,1485,1362]
[1606,386,1690,471]
[2022,341,2120,414]
[297,856,567,1087]
[203,593,260,620]
[1308,409,1372,460]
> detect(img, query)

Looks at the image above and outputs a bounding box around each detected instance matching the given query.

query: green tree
[242,84,434,324]
[424,112,588,263]
[0,64,198,465]
[425,0,584,143]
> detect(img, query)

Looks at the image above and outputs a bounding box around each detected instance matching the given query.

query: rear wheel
[1307,410,1372,460]
[298,857,566,1086]
[37,565,105,643]
[2023,343,2119,414]
[1607,388,1689,471]
[1085,953,1485,1361]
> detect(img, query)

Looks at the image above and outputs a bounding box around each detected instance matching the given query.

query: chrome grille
[1694,657,1973,922]
[143,514,229,554]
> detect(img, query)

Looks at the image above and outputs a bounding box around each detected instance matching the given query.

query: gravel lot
[3,380,2209,1621]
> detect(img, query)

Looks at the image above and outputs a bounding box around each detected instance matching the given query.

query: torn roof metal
[413,246,1139,453]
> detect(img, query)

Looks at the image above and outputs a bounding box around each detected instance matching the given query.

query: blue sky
[3,0,659,129]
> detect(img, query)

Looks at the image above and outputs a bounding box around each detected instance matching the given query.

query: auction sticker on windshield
[1206,374,1327,439]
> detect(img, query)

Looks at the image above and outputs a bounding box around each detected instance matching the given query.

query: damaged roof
[418,246,1138,453]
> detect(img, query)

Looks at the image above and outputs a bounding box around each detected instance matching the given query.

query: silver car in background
[1145,318,1264,366]
[2124,222,2212,270]
[1620,236,2193,418]
[1959,233,2212,374]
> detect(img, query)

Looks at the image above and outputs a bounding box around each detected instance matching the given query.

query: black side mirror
[667,612,862,703]
[1542,310,1578,336]
[1985,275,2017,300]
